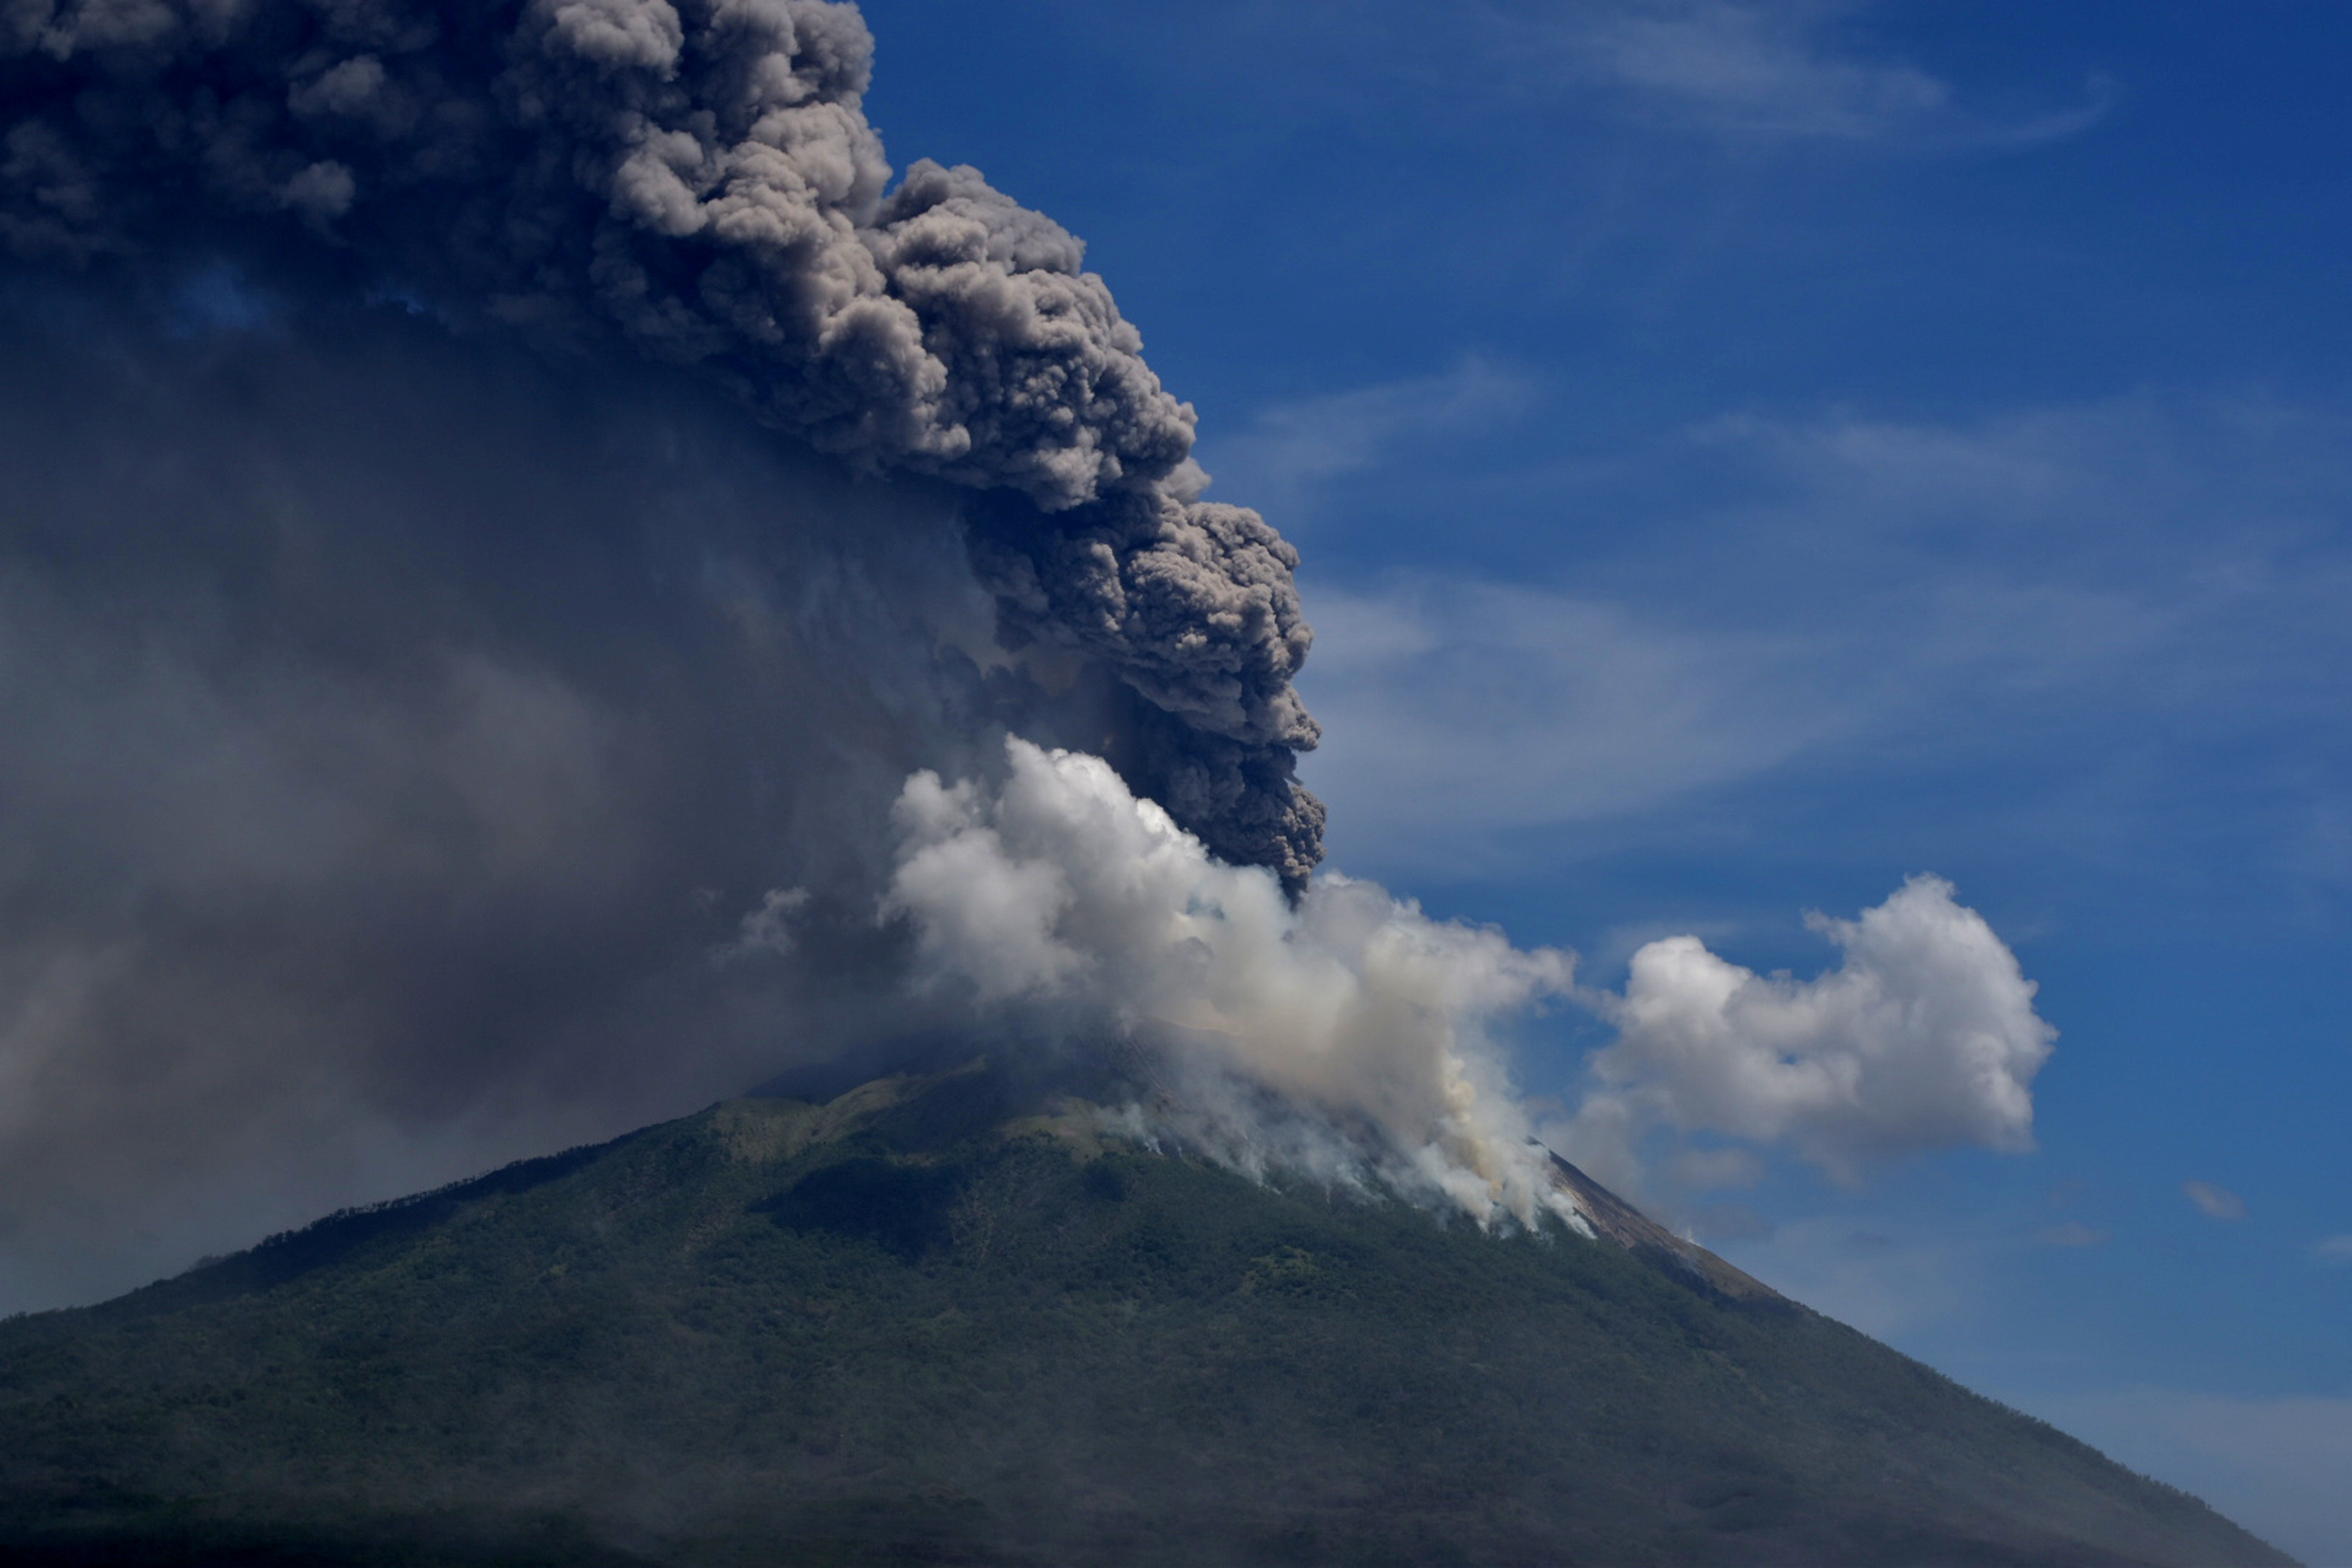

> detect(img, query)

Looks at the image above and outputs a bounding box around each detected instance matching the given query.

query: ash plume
[0,1,2063,1315]
[0,0,1319,884]
[0,0,1328,1311]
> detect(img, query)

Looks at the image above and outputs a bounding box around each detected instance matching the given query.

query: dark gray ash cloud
[0,0,1319,882]
[0,292,1049,1309]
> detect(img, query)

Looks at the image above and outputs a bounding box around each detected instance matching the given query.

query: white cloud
[1535,0,2111,149]
[2183,1179,2247,1222]
[1204,358,1535,520]
[2036,1221,2109,1249]
[2314,1234,2352,1266]
[1297,578,1841,870]
[1712,1212,1989,1338]
[887,747,2056,1233]
[1294,392,2352,888]
[883,737,1585,1231]
[1582,0,1945,139]
[1569,875,2054,1183]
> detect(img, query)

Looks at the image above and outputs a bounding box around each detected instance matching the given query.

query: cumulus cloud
[883,737,1583,1231]
[1564,875,2056,1185]
[881,743,2060,1235]
[2183,1180,2247,1221]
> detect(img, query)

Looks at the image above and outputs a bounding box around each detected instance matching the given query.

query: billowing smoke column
[0,0,1321,884]
[885,738,1586,1232]
[0,0,1329,1312]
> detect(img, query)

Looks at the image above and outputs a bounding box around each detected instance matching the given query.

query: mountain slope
[0,1062,2296,1567]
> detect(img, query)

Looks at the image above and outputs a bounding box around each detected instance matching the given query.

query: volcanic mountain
[0,1059,2294,1567]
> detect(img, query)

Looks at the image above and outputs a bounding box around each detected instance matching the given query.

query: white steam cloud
[1568,875,2056,1187]
[882,741,2060,1231]
[884,738,1585,1231]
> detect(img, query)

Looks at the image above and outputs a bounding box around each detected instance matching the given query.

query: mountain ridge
[0,1060,2298,1566]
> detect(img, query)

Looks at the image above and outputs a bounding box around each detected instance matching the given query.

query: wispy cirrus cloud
[2036,1222,2111,1249]
[1295,389,2352,892]
[1708,1212,1994,1338]
[1580,0,1947,138]
[1205,357,1536,523]
[1297,577,1838,867]
[1516,0,2113,150]
[2184,1179,2248,1222]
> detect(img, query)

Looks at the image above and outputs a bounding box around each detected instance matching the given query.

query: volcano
[0,1060,2294,1567]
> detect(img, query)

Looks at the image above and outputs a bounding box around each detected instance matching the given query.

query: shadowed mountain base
[0,1064,2297,1567]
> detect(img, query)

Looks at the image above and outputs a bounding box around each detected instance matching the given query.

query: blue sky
[857,2,2352,1559]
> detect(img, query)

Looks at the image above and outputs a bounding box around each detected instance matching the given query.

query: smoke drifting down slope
[883,740,2057,1233]
[886,738,1586,1233]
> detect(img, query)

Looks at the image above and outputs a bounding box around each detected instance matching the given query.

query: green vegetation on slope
[0,1065,2296,1567]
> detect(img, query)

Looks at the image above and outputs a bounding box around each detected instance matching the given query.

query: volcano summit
[0,1061,2294,1566]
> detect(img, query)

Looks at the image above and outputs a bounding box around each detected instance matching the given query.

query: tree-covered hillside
[0,1064,2297,1566]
